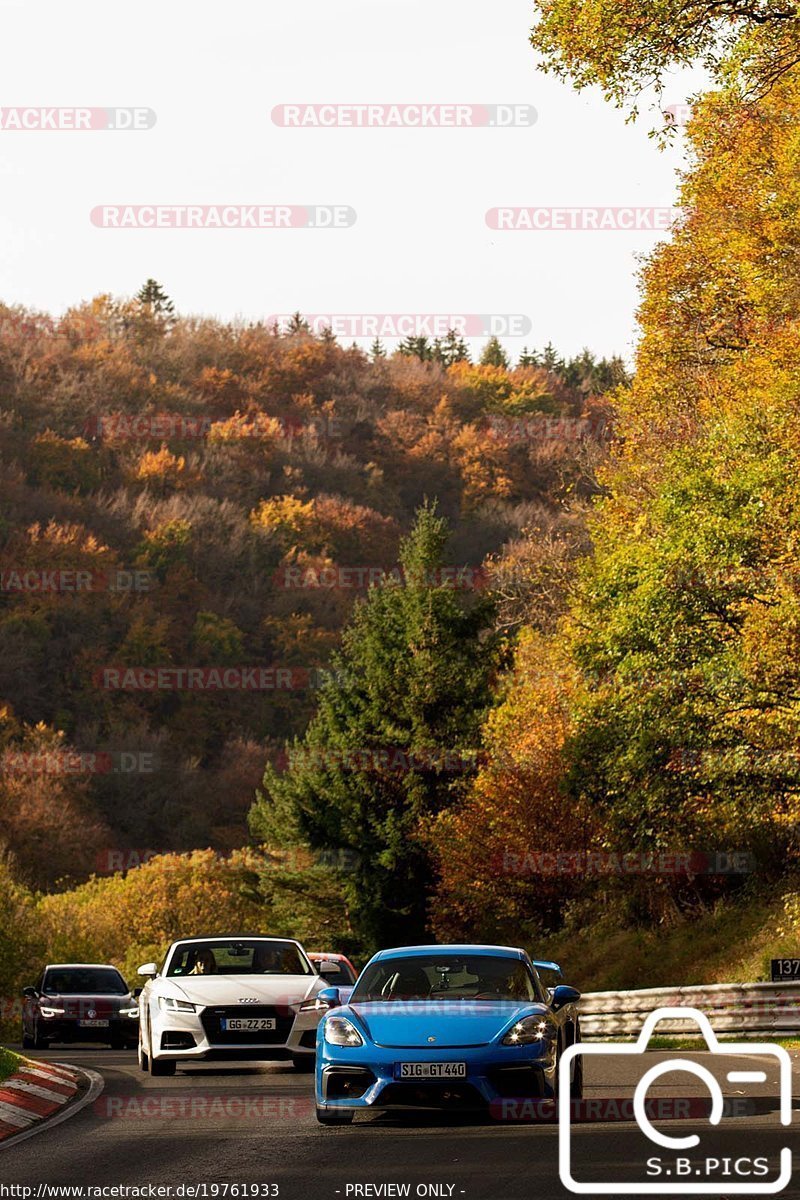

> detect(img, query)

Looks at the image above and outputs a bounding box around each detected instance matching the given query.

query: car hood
[347,1000,549,1048]
[166,973,323,1008]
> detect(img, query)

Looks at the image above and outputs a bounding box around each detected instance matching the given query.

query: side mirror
[137,962,157,978]
[319,960,341,975]
[317,986,341,1008]
[22,986,38,999]
[133,986,143,999]
[551,984,581,1011]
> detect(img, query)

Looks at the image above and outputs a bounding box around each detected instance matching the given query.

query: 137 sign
[771,958,800,981]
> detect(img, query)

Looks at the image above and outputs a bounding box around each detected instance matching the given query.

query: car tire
[110,1034,125,1050]
[315,1106,354,1125]
[138,1038,149,1072]
[570,1022,584,1101]
[149,1055,176,1076]
[291,1054,316,1073]
[22,1031,34,1049]
[33,1025,49,1050]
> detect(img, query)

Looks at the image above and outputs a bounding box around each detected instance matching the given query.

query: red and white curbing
[0,1059,80,1141]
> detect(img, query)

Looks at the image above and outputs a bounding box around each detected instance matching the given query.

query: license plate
[221,1018,276,1031]
[396,1062,467,1079]
[79,1019,109,1027]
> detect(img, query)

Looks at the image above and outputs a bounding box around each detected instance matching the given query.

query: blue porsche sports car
[314,943,582,1124]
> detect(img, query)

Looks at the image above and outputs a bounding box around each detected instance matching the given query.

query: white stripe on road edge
[0,1102,36,1128]
[4,1080,71,1103]
[33,1062,76,1082]
[18,1066,76,1089]
[0,1067,104,1152]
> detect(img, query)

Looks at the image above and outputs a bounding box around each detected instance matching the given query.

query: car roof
[370,944,528,962]
[168,936,303,945]
[308,952,347,959]
[43,963,123,970]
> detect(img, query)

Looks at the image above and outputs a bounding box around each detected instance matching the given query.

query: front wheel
[149,1055,176,1076]
[291,1054,315,1073]
[33,1024,49,1050]
[570,1022,584,1101]
[138,1038,149,1072]
[22,1030,34,1049]
[316,1106,354,1125]
[570,1051,584,1101]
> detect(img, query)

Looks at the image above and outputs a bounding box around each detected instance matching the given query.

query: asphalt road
[1,1045,797,1199]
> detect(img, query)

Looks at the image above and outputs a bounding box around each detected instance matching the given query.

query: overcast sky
[0,0,700,362]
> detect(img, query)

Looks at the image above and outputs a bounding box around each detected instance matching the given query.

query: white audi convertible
[136,935,336,1075]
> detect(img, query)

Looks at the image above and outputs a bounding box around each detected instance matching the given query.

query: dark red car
[22,963,139,1049]
[308,952,358,987]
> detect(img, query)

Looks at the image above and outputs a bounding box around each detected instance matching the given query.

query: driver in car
[188,949,217,975]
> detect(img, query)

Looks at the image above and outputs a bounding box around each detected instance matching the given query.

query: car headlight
[39,1006,65,1018]
[158,996,197,1013]
[502,1017,550,1045]
[324,1016,363,1047]
[119,1006,139,1018]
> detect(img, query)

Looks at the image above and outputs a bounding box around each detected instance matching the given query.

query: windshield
[350,955,537,1002]
[313,957,357,985]
[43,967,128,995]
[166,939,312,977]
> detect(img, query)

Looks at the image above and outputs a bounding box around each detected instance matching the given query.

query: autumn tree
[427,631,594,941]
[530,0,800,118]
[560,76,800,894]
[250,505,500,949]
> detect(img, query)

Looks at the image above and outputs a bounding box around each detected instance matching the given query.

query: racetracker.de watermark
[90,206,356,229]
[3,750,156,776]
[0,568,152,593]
[93,846,361,874]
[93,666,346,690]
[0,107,155,131]
[272,565,489,591]
[94,1095,313,1120]
[271,103,537,128]
[490,1097,756,1123]
[494,850,756,876]
[267,313,532,338]
[486,207,680,231]
[484,414,610,442]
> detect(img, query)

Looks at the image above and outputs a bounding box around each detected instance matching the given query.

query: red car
[308,952,358,987]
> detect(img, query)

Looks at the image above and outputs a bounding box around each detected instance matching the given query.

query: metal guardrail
[578,981,800,1039]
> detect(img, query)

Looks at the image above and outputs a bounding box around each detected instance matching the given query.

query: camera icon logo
[558,1006,792,1194]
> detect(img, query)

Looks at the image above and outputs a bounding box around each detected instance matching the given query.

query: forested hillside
[0,295,619,890]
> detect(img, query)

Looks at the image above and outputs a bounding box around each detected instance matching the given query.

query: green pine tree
[437,328,471,366]
[136,278,175,321]
[541,342,563,373]
[249,504,499,949]
[132,279,175,340]
[371,338,387,360]
[518,346,540,368]
[397,335,432,362]
[479,336,510,369]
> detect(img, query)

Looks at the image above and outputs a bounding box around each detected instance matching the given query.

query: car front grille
[378,1081,484,1110]
[486,1064,546,1099]
[200,1005,293,1045]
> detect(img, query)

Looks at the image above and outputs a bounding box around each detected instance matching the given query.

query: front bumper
[36,1017,138,1044]
[315,1039,557,1112]
[150,1004,320,1062]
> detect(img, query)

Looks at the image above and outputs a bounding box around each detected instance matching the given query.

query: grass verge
[0,1046,21,1084]
[537,884,800,991]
